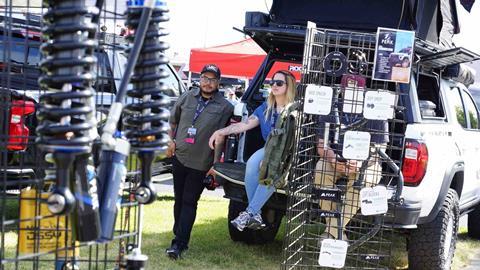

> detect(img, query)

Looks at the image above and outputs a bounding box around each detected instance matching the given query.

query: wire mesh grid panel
[1,0,171,269]
[282,26,409,270]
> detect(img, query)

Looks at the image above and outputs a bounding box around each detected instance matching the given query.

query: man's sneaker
[230,211,251,232]
[246,213,266,230]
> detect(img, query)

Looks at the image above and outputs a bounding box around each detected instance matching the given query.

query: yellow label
[18,189,78,257]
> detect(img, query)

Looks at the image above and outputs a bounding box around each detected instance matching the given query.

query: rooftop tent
[189,38,302,80]
[268,0,460,45]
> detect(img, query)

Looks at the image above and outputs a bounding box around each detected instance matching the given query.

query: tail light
[401,139,428,186]
[7,100,35,151]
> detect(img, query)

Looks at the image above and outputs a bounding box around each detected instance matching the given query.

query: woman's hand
[209,131,225,150]
[209,116,260,150]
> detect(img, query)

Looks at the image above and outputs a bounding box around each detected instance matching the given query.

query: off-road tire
[227,200,283,244]
[468,203,480,239]
[408,189,459,270]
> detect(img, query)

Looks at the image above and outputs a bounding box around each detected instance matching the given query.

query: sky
[106,0,272,63]
[453,2,480,53]
[164,0,272,63]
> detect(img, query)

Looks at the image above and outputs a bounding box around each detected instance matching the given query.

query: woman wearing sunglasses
[209,70,297,231]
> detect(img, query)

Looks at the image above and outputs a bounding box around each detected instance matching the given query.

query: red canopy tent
[189,38,302,80]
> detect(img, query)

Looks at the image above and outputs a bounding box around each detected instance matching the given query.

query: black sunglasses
[269,80,286,87]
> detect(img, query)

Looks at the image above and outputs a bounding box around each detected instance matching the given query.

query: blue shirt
[253,102,278,141]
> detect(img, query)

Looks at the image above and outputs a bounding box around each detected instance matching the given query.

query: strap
[192,96,210,126]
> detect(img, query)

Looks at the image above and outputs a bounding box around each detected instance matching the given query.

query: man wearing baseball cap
[165,64,233,259]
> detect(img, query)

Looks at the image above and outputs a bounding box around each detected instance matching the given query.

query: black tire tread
[408,189,459,270]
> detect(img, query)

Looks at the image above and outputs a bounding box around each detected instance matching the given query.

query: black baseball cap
[200,64,221,79]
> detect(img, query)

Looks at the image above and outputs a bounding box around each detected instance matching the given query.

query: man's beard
[200,88,217,97]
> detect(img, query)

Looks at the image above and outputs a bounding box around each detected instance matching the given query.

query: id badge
[184,127,197,144]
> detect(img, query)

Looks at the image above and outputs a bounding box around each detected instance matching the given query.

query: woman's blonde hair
[265,70,297,118]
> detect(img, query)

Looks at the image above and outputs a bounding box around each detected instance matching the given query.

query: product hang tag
[304,84,333,115]
[341,74,365,114]
[360,185,389,216]
[363,90,396,120]
[318,239,348,268]
[184,127,197,144]
[342,131,371,160]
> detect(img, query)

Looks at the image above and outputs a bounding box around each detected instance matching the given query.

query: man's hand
[204,166,219,191]
[206,166,216,178]
[166,140,176,158]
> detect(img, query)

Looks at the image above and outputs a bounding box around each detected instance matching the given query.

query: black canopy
[268,0,461,45]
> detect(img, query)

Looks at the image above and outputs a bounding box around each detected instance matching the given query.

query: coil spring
[37,0,99,152]
[124,1,171,152]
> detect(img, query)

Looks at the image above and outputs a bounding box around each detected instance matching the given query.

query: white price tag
[304,85,333,115]
[318,239,348,268]
[360,185,389,216]
[342,131,371,160]
[363,91,396,120]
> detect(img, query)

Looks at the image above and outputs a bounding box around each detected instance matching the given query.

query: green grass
[141,195,283,270]
[452,228,480,270]
[2,194,480,269]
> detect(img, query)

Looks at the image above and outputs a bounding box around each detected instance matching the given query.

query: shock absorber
[124,0,171,204]
[37,0,101,241]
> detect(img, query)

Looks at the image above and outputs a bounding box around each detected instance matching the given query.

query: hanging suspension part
[124,0,171,205]
[97,0,166,244]
[37,0,101,241]
[97,132,130,242]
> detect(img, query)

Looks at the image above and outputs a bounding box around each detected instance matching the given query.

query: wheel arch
[418,161,464,224]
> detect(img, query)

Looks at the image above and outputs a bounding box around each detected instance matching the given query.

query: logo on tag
[321,192,336,198]
[318,211,340,218]
[364,255,381,260]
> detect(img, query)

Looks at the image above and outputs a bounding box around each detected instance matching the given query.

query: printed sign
[304,84,333,115]
[373,28,415,84]
[19,189,78,256]
[363,90,396,120]
[318,239,348,268]
[360,185,389,216]
[342,131,371,160]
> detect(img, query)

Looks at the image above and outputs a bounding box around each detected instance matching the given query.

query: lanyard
[192,96,210,126]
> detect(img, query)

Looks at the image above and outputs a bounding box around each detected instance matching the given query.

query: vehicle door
[458,86,480,203]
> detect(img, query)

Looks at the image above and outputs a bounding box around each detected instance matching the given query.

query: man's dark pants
[171,156,206,249]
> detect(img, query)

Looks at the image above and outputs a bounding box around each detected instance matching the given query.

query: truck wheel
[408,189,459,270]
[468,203,480,239]
[227,200,283,244]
